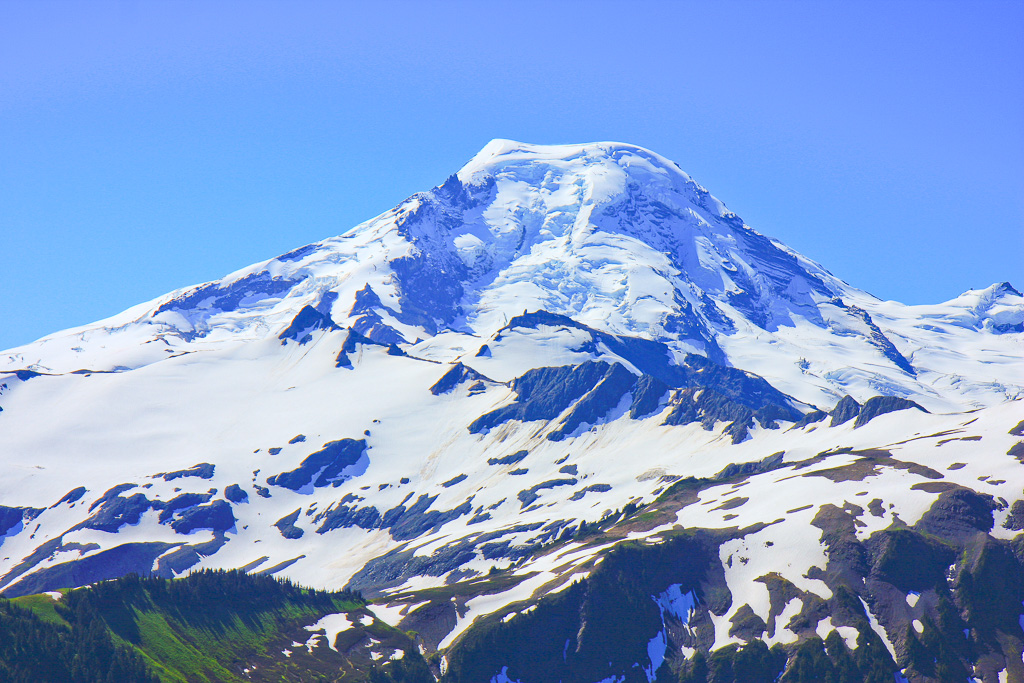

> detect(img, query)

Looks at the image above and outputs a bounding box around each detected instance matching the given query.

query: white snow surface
[304,612,357,652]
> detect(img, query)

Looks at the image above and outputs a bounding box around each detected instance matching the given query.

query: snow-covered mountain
[5,140,1020,411]
[1,140,1022,682]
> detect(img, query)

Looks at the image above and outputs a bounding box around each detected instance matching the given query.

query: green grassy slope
[1,570,431,683]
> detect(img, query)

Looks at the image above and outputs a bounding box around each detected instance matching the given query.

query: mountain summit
[5,140,1020,412]
[1,141,1023,682]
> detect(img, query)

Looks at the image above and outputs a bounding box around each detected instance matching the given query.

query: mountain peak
[1,142,1023,678]
[3,141,1020,414]
[987,281,1021,297]
[456,139,699,198]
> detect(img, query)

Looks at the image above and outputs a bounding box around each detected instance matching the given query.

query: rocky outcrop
[829,395,861,427]
[267,439,368,491]
[854,396,927,428]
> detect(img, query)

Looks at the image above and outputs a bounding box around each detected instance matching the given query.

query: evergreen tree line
[64,568,363,629]
[0,569,367,682]
[0,597,157,683]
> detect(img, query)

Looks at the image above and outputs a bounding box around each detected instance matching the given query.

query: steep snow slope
[0,140,1022,682]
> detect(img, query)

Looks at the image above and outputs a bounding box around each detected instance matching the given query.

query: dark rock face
[77,489,233,537]
[469,316,803,441]
[661,386,789,444]
[316,505,382,534]
[0,506,43,539]
[441,474,467,488]
[267,439,368,491]
[487,451,528,466]
[224,484,249,504]
[397,601,460,652]
[157,493,212,523]
[278,305,339,344]
[994,320,1024,334]
[169,500,235,534]
[671,354,802,420]
[347,284,408,345]
[152,535,227,577]
[275,242,318,262]
[349,283,387,318]
[853,396,927,428]
[158,463,215,481]
[651,355,806,439]
[274,509,304,539]
[344,522,545,598]
[499,310,723,386]
[510,311,690,377]
[397,245,469,330]
[430,363,491,396]
[713,452,785,481]
[77,484,237,534]
[387,494,474,541]
[866,528,956,593]
[629,374,669,419]
[1003,501,1024,531]
[89,483,138,511]
[1009,441,1024,461]
[0,538,64,592]
[352,311,407,346]
[2,542,177,598]
[548,363,637,441]
[729,604,767,641]
[314,492,473,542]
[568,484,611,501]
[79,493,153,533]
[516,478,578,508]
[154,271,295,317]
[792,410,827,429]
[829,395,861,427]
[346,543,475,598]
[51,486,87,507]
[333,329,389,368]
[469,361,623,435]
[915,488,995,540]
[836,300,917,376]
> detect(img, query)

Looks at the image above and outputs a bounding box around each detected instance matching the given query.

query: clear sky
[2,0,1021,351]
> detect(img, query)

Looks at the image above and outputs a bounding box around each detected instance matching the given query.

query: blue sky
[2,0,1021,351]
